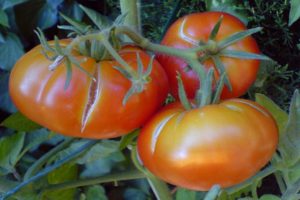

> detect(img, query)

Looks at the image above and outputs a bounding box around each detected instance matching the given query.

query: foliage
[0,0,299,200]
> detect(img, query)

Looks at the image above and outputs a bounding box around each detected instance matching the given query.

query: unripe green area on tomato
[137,99,278,190]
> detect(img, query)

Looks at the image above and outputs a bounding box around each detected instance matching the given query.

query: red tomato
[157,12,260,99]
[137,99,278,190]
[9,41,168,139]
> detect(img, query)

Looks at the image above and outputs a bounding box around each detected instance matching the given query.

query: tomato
[157,11,260,99]
[137,99,278,190]
[9,41,168,139]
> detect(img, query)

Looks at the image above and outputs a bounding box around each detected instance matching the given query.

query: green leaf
[0,32,24,70]
[0,71,17,113]
[79,4,111,30]
[278,90,300,166]
[1,112,42,132]
[259,195,281,200]
[1,0,28,9]
[22,129,53,154]
[175,188,202,200]
[255,93,288,135]
[42,163,78,200]
[77,140,125,178]
[0,132,25,175]
[86,185,108,200]
[289,0,300,26]
[0,9,9,27]
[36,0,63,29]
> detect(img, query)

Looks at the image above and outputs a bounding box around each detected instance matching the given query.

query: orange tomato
[137,99,278,190]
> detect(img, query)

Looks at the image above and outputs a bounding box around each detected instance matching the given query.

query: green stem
[23,137,75,180]
[120,0,141,33]
[0,140,97,200]
[226,165,277,195]
[131,146,173,200]
[41,169,145,193]
[115,26,198,60]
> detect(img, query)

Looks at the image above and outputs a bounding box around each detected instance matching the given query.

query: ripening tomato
[157,11,260,99]
[9,41,168,139]
[137,99,278,190]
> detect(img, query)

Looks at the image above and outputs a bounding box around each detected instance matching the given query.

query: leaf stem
[0,139,97,200]
[41,169,145,193]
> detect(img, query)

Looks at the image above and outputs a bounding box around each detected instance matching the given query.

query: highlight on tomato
[137,99,278,190]
[9,41,169,139]
[157,11,261,100]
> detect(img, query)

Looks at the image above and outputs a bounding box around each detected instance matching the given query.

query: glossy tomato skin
[9,42,168,139]
[137,99,278,190]
[157,12,260,99]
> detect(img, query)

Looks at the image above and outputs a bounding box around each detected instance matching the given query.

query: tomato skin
[9,42,169,139]
[137,99,278,190]
[157,12,260,99]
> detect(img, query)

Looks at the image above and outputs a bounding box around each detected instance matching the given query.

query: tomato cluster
[9,11,278,191]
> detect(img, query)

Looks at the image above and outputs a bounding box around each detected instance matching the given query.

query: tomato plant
[9,41,168,139]
[137,99,278,190]
[157,11,260,99]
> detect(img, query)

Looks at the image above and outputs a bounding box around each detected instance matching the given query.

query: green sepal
[59,12,89,35]
[34,28,55,59]
[209,15,223,40]
[212,72,226,104]
[114,65,133,80]
[218,27,262,49]
[211,56,232,91]
[220,49,270,60]
[79,5,110,30]
[64,58,73,90]
[54,36,64,55]
[119,129,140,150]
[177,73,192,110]
[68,56,96,82]
[145,55,154,77]
[200,68,214,106]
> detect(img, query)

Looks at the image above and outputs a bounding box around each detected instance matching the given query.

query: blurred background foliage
[0,0,299,199]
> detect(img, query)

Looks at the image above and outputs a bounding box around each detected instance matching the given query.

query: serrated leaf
[79,5,111,30]
[0,32,24,70]
[42,163,78,200]
[36,0,63,30]
[255,93,288,135]
[278,90,300,166]
[0,132,25,175]
[0,9,9,27]
[1,112,42,132]
[86,185,108,200]
[2,0,28,9]
[289,0,300,26]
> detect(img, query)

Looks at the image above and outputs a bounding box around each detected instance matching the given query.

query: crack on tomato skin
[151,114,176,154]
[81,65,101,133]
